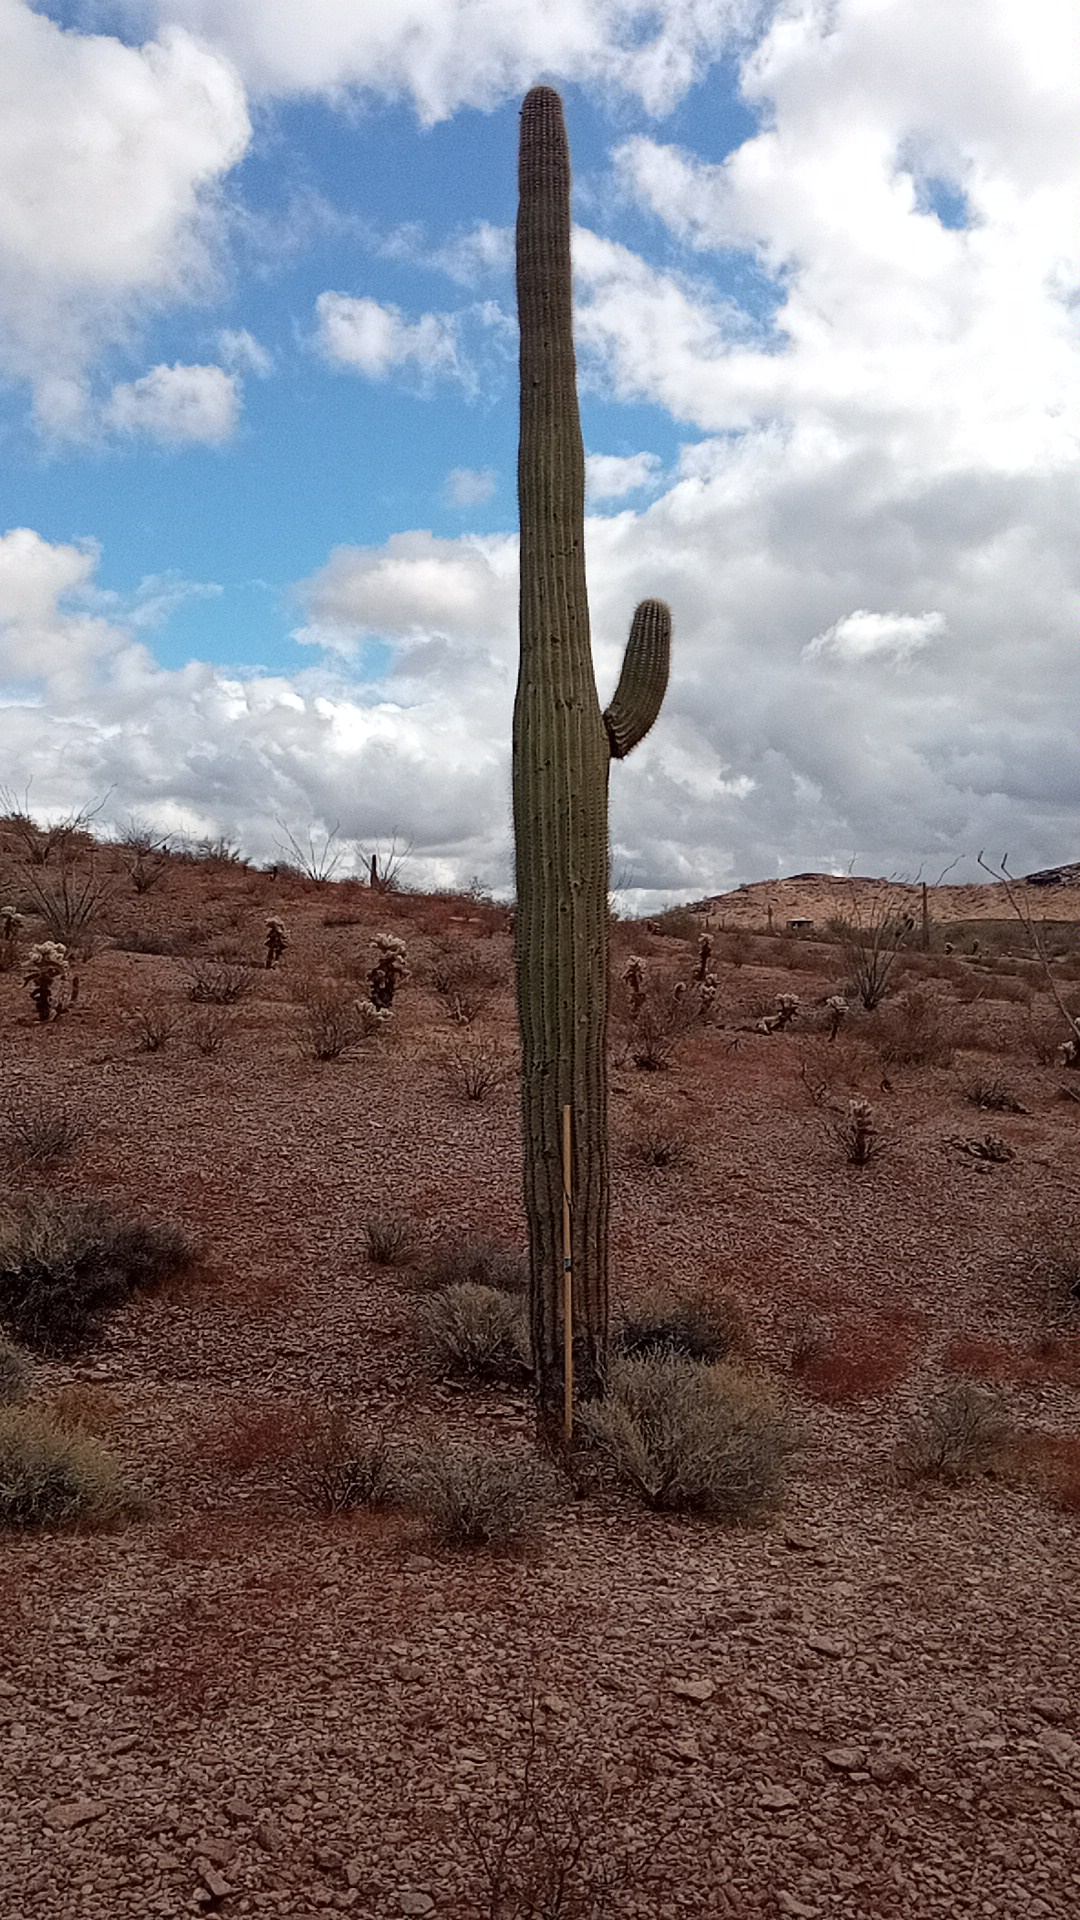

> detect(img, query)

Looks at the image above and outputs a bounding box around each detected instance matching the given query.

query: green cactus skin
[513,85,671,1414]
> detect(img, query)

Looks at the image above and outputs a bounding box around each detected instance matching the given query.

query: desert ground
[1,837,1078,1919]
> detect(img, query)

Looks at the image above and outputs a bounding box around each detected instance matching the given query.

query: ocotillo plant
[513,86,671,1415]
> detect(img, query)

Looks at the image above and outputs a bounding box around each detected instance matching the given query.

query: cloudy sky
[1,0,1079,902]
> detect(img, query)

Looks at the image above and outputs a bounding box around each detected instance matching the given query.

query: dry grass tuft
[0,1405,136,1530]
[365,1214,417,1267]
[417,1283,530,1383]
[421,1241,528,1295]
[440,1037,513,1101]
[288,1409,398,1514]
[614,1290,745,1364]
[1,1094,87,1167]
[867,988,955,1067]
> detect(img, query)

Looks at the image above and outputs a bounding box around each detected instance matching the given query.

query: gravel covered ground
[1,858,1078,1918]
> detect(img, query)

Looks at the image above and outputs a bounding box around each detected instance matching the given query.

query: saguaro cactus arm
[603,598,672,759]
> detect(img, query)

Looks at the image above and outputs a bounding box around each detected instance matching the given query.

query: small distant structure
[787,917,814,932]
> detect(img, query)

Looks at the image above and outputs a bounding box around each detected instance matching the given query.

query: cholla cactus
[756,993,800,1035]
[698,972,718,1019]
[24,941,70,1022]
[694,933,713,983]
[356,997,393,1033]
[825,993,848,1042]
[835,1097,881,1166]
[265,916,288,969]
[369,934,409,1011]
[1,906,23,940]
[622,956,647,1016]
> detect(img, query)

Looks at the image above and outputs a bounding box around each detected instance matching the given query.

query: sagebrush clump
[410,1443,559,1547]
[614,1290,745,1364]
[580,1352,788,1519]
[0,1196,195,1354]
[895,1384,1011,1485]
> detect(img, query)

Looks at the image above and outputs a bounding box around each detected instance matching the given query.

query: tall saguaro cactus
[513,85,671,1414]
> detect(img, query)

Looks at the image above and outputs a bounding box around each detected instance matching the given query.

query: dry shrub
[188,1006,234,1056]
[982,975,1032,1006]
[17,856,113,956]
[793,1321,913,1401]
[0,1406,135,1530]
[418,1283,530,1383]
[110,929,186,956]
[125,996,181,1052]
[867,988,955,1066]
[422,1242,528,1296]
[298,982,388,1060]
[0,1337,31,1406]
[365,1214,417,1267]
[614,1290,745,1364]
[185,959,254,1005]
[429,941,506,1012]
[410,1443,559,1548]
[831,1097,887,1166]
[288,1410,397,1514]
[462,1696,635,1919]
[629,1123,691,1170]
[580,1353,788,1519]
[46,1382,121,1437]
[895,1384,1010,1485]
[441,1037,512,1100]
[0,1195,195,1354]
[965,1075,1025,1113]
[1027,1005,1072,1065]
[1,1094,86,1167]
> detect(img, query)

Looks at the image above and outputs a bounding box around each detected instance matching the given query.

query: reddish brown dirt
[0,850,1078,1919]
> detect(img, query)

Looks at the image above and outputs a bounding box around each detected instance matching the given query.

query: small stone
[1038,1727,1078,1770]
[869,1752,914,1784]
[541,1693,572,1715]
[255,1822,285,1854]
[403,1556,434,1573]
[196,1862,231,1902]
[224,1798,256,1822]
[45,1799,108,1832]
[782,1529,815,1552]
[1032,1697,1072,1726]
[196,1840,237,1868]
[778,1896,818,1918]
[806,1634,845,1659]
[758,1785,799,1812]
[669,1737,702,1764]
[670,1678,715,1703]
[824,1747,866,1773]
[397,1894,435,1916]
[345,1866,364,1890]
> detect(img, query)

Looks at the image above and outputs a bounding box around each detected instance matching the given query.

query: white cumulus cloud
[444,467,498,508]
[586,451,664,501]
[313,293,464,386]
[804,609,947,663]
[104,363,241,445]
[0,3,250,423]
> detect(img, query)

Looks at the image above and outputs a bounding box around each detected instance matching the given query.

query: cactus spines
[513,86,671,1416]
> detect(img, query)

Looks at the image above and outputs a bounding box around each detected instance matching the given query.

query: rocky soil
[1,854,1077,1918]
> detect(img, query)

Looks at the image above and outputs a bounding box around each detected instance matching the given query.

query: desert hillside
[0,829,1077,1920]
[697,866,1080,931]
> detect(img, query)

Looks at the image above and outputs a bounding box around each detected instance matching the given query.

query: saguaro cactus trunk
[513,86,671,1417]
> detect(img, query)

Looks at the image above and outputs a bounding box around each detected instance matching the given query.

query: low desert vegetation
[297,980,389,1060]
[410,1442,559,1548]
[421,1241,528,1296]
[965,1074,1026,1113]
[0,1196,195,1355]
[629,1123,691,1170]
[0,1404,136,1531]
[440,1037,512,1101]
[580,1353,788,1520]
[188,1005,234,1055]
[186,958,254,1005]
[895,1383,1011,1486]
[614,1289,745,1364]
[1,1093,86,1167]
[867,987,955,1067]
[125,995,181,1052]
[288,1410,398,1515]
[0,1336,31,1406]
[831,1097,888,1166]
[364,1214,417,1267]
[417,1282,530,1383]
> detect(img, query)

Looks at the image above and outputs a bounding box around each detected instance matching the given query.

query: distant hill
[690,866,1080,928]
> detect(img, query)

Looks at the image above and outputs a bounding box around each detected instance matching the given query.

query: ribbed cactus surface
[513,85,671,1412]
